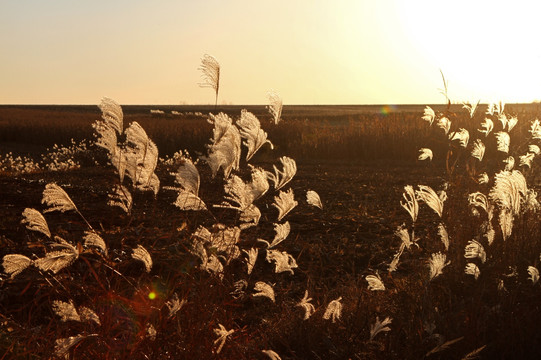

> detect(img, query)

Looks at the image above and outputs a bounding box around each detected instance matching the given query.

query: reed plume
[198,54,220,109]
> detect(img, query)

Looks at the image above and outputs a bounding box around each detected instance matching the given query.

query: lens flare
[380,104,396,116]
[148,291,157,300]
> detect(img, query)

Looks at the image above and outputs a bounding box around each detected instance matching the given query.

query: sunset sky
[1,0,541,105]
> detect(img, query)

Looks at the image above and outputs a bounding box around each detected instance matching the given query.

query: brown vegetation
[0,104,540,359]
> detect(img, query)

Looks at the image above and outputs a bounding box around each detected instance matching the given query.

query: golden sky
[1,0,541,105]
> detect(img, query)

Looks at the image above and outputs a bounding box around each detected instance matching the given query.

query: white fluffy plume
[267,156,297,190]
[34,237,79,274]
[273,188,298,221]
[237,109,274,161]
[21,208,51,238]
[98,97,123,134]
[205,113,241,178]
[42,183,78,213]
[198,54,220,107]
[267,91,283,125]
[132,245,153,273]
[2,254,33,278]
[306,190,323,209]
[170,158,200,195]
[416,185,445,217]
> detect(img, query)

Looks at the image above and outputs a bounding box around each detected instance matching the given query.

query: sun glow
[395,0,541,103]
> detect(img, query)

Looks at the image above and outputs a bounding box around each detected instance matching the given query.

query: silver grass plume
[388,224,417,272]
[422,106,435,125]
[471,139,485,161]
[198,54,220,108]
[273,188,298,221]
[478,172,489,184]
[464,240,486,263]
[478,118,494,137]
[237,109,273,161]
[401,185,418,223]
[323,297,342,323]
[98,97,123,134]
[268,221,291,248]
[174,190,207,211]
[239,204,261,229]
[213,323,234,354]
[484,225,496,245]
[215,167,269,211]
[267,91,283,125]
[526,143,540,156]
[495,131,510,153]
[243,248,258,275]
[503,156,515,171]
[146,324,156,341]
[528,265,539,284]
[110,148,131,183]
[108,184,133,214]
[131,245,152,273]
[498,113,509,130]
[171,158,200,195]
[78,306,101,325]
[416,185,445,217]
[258,221,290,248]
[463,100,480,118]
[486,103,495,115]
[203,254,224,278]
[296,290,316,320]
[124,122,160,194]
[370,316,392,340]
[21,208,51,238]
[208,112,234,144]
[438,223,449,251]
[489,170,528,223]
[436,116,451,135]
[418,148,433,161]
[449,128,469,147]
[395,223,417,250]
[465,263,481,280]
[530,118,541,139]
[55,334,97,358]
[42,183,78,213]
[462,345,487,360]
[426,336,464,357]
[519,153,535,168]
[468,192,494,222]
[205,113,241,178]
[253,281,275,302]
[507,115,518,131]
[166,293,186,318]
[93,120,119,156]
[267,156,297,190]
[306,190,323,209]
[192,225,212,243]
[428,252,449,281]
[83,231,107,256]
[499,210,514,241]
[366,272,385,291]
[266,249,298,274]
[2,254,33,278]
[199,225,241,260]
[34,236,79,274]
[52,300,81,322]
[262,349,282,360]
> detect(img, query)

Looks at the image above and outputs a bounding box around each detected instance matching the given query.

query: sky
[1,0,541,105]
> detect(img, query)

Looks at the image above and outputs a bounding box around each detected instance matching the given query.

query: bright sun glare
[396,0,541,103]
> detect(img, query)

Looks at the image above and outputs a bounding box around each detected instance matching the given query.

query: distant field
[2,103,540,162]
